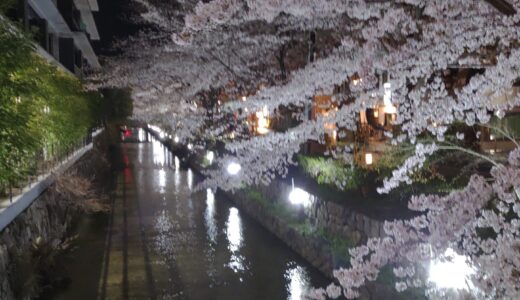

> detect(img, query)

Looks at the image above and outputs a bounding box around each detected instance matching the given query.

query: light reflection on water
[205,188,218,244]
[226,207,247,274]
[152,139,166,165]
[285,263,312,300]
[62,137,328,300]
[187,168,193,191]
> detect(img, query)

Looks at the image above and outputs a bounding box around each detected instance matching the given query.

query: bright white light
[187,168,193,190]
[490,134,495,141]
[174,135,180,143]
[429,248,475,291]
[187,143,193,150]
[227,162,241,175]
[226,207,245,272]
[289,187,313,207]
[286,265,311,300]
[206,151,215,164]
[383,82,392,106]
[242,96,247,101]
[365,153,373,165]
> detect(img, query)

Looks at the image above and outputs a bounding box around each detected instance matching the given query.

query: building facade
[20,0,100,76]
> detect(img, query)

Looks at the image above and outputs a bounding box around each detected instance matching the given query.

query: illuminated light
[206,151,215,164]
[187,143,193,150]
[289,187,313,207]
[432,122,438,128]
[256,105,270,135]
[332,130,337,140]
[383,82,392,106]
[43,106,50,114]
[428,248,475,291]
[14,96,21,104]
[490,149,496,154]
[242,96,247,101]
[229,132,235,139]
[383,105,397,114]
[352,78,360,86]
[218,100,221,105]
[374,110,379,118]
[244,107,248,112]
[490,134,495,141]
[365,153,373,165]
[227,162,241,175]
[174,135,180,143]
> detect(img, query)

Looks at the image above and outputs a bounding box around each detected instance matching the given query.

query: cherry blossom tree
[94,0,520,298]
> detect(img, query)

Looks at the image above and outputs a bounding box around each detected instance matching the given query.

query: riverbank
[0,130,113,299]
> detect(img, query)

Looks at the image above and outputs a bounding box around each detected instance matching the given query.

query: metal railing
[0,127,103,204]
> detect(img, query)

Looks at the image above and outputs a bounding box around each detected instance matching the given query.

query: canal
[52,137,329,299]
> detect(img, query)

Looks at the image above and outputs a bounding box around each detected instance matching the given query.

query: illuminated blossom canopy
[95,0,520,298]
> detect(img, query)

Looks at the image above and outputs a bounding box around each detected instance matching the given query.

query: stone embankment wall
[223,180,386,277]
[0,132,111,299]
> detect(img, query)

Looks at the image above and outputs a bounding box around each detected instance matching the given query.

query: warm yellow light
[374,110,379,118]
[365,153,373,165]
[242,96,247,101]
[490,134,495,141]
[255,105,270,134]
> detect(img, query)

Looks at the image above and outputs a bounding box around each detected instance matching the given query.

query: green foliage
[297,154,365,190]
[245,187,354,266]
[0,18,106,189]
[0,0,17,16]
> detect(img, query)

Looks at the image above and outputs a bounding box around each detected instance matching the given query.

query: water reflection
[226,207,246,273]
[205,189,218,244]
[285,263,311,300]
[153,139,166,165]
[174,156,180,172]
[187,168,193,191]
[157,169,166,193]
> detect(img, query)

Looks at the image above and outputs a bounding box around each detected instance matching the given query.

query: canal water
[52,138,329,299]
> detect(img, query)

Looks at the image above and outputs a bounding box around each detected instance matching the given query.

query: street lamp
[227,162,241,175]
[206,151,215,164]
[288,179,313,207]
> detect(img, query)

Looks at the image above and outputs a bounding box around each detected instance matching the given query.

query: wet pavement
[52,138,328,300]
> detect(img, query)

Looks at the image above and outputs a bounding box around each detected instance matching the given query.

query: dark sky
[92,0,150,56]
